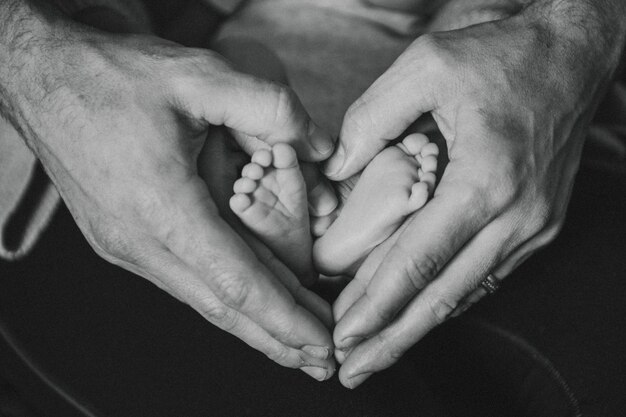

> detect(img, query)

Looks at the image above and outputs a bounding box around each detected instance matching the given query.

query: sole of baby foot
[230,143,316,285]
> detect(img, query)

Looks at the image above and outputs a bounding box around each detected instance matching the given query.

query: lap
[0,164,624,416]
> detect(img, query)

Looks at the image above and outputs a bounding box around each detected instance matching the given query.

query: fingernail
[302,345,331,360]
[308,183,339,217]
[334,347,352,364]
[308,122,334,156]
[301,366,329,382]
[346,372,372,389]
[339,336,362,350]
[322,142,345,178]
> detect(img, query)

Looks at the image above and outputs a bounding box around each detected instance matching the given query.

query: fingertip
[338,363,372,389]
[307,122,335,160]
[322,141,346,180]
[344,372,373,389]
[301,366,330,382]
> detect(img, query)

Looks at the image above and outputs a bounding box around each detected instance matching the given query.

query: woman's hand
[324,0,626,388]
[0,1,336,380]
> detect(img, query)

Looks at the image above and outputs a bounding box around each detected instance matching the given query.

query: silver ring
[480,274,500,295]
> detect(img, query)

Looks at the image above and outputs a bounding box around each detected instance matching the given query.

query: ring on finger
[480,273,500,295]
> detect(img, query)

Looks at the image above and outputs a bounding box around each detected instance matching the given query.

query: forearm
[0,1,68,150]
[0,0,110,164]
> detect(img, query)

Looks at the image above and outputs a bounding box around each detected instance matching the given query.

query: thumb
[182,66,335,162]
[323,45,438,180]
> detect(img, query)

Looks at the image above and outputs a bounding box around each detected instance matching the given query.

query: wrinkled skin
[326,0,626,388]
[0,1,337,381]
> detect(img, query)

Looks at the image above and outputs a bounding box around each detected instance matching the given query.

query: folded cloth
[1,0,624,261]
[49,0,153,31]
[215,0,426,136]
[0,121,60,260]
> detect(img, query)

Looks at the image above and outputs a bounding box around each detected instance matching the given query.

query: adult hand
[1,1,336,380]
[325,0,626,388]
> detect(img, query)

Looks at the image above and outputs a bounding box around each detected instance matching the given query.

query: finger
[197,132,331,325]
[236,222,333,329]
[333,216,409,323]
[132,252,334,379]
[187,284,334,381]
[338,218,518,388]
[453,225,560,316]
[181,68,335,162]
[333,182,492,352]
[324,44,439,180]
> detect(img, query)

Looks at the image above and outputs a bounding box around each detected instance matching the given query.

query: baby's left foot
[229,144,316,285]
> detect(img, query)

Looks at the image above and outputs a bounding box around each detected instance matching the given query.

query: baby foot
[230,143,316,285]
[313,133,438,276]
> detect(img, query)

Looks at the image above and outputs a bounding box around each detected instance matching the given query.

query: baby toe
[251,148,273,167]
[242,162,264,180]
[311,212,337,237]
[420,172,437,192]
[229,193,253,213]
[421,142,439,158]
[420,155,438,173]
[233,177,257,194]
[402,133,430,156]
[408,182,429,212]
[272,143,299,169]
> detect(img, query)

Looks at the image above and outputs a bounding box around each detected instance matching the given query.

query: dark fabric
[0,163,624,416]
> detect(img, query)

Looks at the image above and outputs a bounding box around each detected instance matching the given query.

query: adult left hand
[324,0,626,388]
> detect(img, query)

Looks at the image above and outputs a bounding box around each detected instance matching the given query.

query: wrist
[0,1,92,154]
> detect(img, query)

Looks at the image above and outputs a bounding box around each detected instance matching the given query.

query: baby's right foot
[313,133,438,276]
[230,144,316,285]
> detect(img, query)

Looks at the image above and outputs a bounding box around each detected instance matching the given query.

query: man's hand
[0,1,336,380]
[324,0,626,388]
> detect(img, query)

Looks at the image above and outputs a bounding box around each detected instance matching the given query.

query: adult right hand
[0,1,336,380]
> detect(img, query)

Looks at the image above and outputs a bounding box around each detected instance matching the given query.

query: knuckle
[426,294,458,326]
[211,271,251,310]
[399,248,445,292]
[344,96,377,136]
[470,161,520,212]
[448,181,487,210]
[88,220,135,264]
[270,84,299,129]
[199,302,237,331]
[363,291,396,324]
[385,343,407,364]
[490,172,520,210]
[411,34,453,74]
